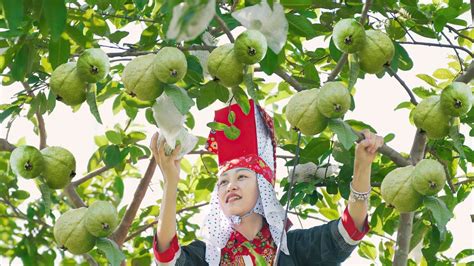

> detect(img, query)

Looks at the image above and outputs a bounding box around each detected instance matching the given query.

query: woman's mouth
[226,196,242,203]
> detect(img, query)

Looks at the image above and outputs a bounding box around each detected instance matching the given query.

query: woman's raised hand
[150,132,182,184]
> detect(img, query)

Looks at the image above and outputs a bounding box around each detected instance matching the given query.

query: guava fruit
[357,30,395,74]
[384,19,406,40]
[122,54,164,101]
[41,146,76,189]
[84,200,119,237]
[77,48,110,83]
[285,89,329,135]
[50,62,87,106]
[316,81,351,118]
[381,165,423,213]
[413,95,451,139]
[207,44,244,87]
[332,18,366,53]
[153,47,187,84]
[440,81,473,117]
[234,30,268,64]
[10,145,44,179]
[411,159,446,196]
[54,207,96,255]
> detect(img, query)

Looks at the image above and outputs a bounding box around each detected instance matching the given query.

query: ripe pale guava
[122,54,164,101]
[41,146,76,189]
[153,47,187,84]
[53,207,96,255]
[357,30,395,74]
[332,18,366,53]
[50,62,87,106]
[234,30,268,65]
[413,95,451,139]
[84,200,119,237]
[411,159,446,196]
[10,145,44,179]
[317,81,351,118]
[381,165,423,213]
[285,89,329,135]
[77,48,110,83]
[207,44,244,87]
[440,81,473,117]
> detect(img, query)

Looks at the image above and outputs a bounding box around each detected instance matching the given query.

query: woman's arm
[349,129,384,231]
[150,133,182,252]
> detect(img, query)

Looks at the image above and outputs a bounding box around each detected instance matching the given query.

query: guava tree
[1,0,473,265]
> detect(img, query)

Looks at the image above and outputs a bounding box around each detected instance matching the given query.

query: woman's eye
[238,175,247,179]
[219,180,228,186]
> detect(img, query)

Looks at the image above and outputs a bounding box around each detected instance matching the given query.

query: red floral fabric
[218,154,275,186]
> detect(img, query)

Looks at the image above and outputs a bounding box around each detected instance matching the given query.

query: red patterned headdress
[205,99,277,186]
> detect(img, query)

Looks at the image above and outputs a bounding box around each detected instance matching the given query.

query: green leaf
[11,43,30,81]
[0,106,20,123]
[39,183,52,215]
[133,0,147,10]
[164,85,194,115]
[449,125,466,159]
[423,196,454,237]
[395,42,413,71]
[328,119,358,150]
[286,13,316,39]
[231,86,250,115]
[12,190,30,200]
[184,55,204,85]
[106,131,123,145]
[329,38,343,61]
[47,89,57,114]
[207,122,227,131]
[319,207,340,220]
[197,81,221,110]
[2,0,24,31]
[87,85,103,124]
[303,63,320,85]
[348,54,359,90]
[412,87,434,99]
[114,176,125,200]
[224,125,240,140]
[139,25,159,50]
[228,111,236,124]
[259,49,279,75]
[280,0,312,9]
[95,238,126,266]
[43,0,67,41]
[384,133,395,143]
[455,249,474,261]
[108,31,129,44]
[394,101,414,111]
[103,145,122,167]
[358,241,377,260]
[433,68,454,80]
[48,36,70,69]
[416,74,438,87]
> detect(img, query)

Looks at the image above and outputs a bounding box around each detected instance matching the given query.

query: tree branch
[454,177,474,186]
[64,184,87,208]
[446,25,474,43]
[214,14,234,43]
[441,31,464,72]
[0,138,15,152]
[105,45,216,58]
[398,41,473,57]
[111,158,157,246]
[21,82,47,149]
[385,67,418,105]
[455,61,474,83]
[274,68,305,91]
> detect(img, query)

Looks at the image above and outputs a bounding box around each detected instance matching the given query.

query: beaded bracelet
[349,181,371,202]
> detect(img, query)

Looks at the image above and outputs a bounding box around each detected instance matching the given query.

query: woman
[150,100,384,265]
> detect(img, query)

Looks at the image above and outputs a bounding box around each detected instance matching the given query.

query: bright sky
[1,3,473,265]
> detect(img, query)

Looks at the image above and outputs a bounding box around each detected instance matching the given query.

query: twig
[231,0,239,12]
[69,7,156,23]
[398,41,473,57]
[64,184,87,208]
[72,166,110,186]
[21,82,47,149]
[214,14,234,43]
[454,177,474,186]
[441,31,464,73]
[274,68,305,91]
[0,138,15,152]
[385,67,418,105]
[446,25,474,43]
[327,0,372,81]
[105,45,216,58]
[111,158,157,246]
[389,13,416,42]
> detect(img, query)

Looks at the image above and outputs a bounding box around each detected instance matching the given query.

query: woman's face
[217,167,259,217]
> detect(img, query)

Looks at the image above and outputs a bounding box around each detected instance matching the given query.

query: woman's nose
[226,181,239,192]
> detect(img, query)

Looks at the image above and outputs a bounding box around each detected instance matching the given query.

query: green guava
[153,47,187,84]
[123,54,164,101]
[285,89,329,135]
[381,165,423,213]
[10,145,44,179]
[332,18,366,53]
[121,92,154,108]
[41,146,76,189]
[384,19,406,40]
[357,30,395,74]
[77,48,110,83]
[50,62,87,106]
[234,30,268,65]
[413,95,451,139]
[84,200,119,237]
[411,159,446,196]
[207,44,244,87]
[317,81,351,118]
[440,81,473,117]
[53,207,96,255]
